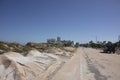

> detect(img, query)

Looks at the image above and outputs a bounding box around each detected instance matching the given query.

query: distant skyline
[0,0,120,44]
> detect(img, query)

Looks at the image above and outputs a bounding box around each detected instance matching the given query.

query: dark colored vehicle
[103,44,115,53]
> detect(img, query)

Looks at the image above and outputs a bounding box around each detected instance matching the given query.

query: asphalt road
[80,48,120,80]
[52,48,80,80]
[52,47,120,80]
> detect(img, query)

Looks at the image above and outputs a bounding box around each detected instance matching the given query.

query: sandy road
[80,47,120,80]
[52,47,120,80]
[52,48,80,80]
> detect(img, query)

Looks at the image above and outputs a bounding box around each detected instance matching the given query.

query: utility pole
[96,36,97,43]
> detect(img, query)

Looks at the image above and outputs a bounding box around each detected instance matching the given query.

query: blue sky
[0,0,120,44]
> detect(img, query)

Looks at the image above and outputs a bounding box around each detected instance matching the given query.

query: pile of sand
[46,47,76,57]
[0,50,62,80]
[0,47,76,80]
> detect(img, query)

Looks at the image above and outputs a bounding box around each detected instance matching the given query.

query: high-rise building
[57,37,61,43]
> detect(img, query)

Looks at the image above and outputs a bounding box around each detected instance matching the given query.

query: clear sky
[0,0,120,44]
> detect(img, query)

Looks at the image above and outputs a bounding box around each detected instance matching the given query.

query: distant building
[47,37,74,46]
[47,38,56,43]
[47,37,61,44]
[57,37,61,43]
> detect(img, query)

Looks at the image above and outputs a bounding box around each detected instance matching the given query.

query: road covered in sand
[79,48,120,80]
[52,47,120,80]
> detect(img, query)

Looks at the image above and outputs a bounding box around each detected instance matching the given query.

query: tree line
[80,40,120,54]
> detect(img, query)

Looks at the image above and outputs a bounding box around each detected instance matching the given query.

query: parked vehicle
[103,41,115,53]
